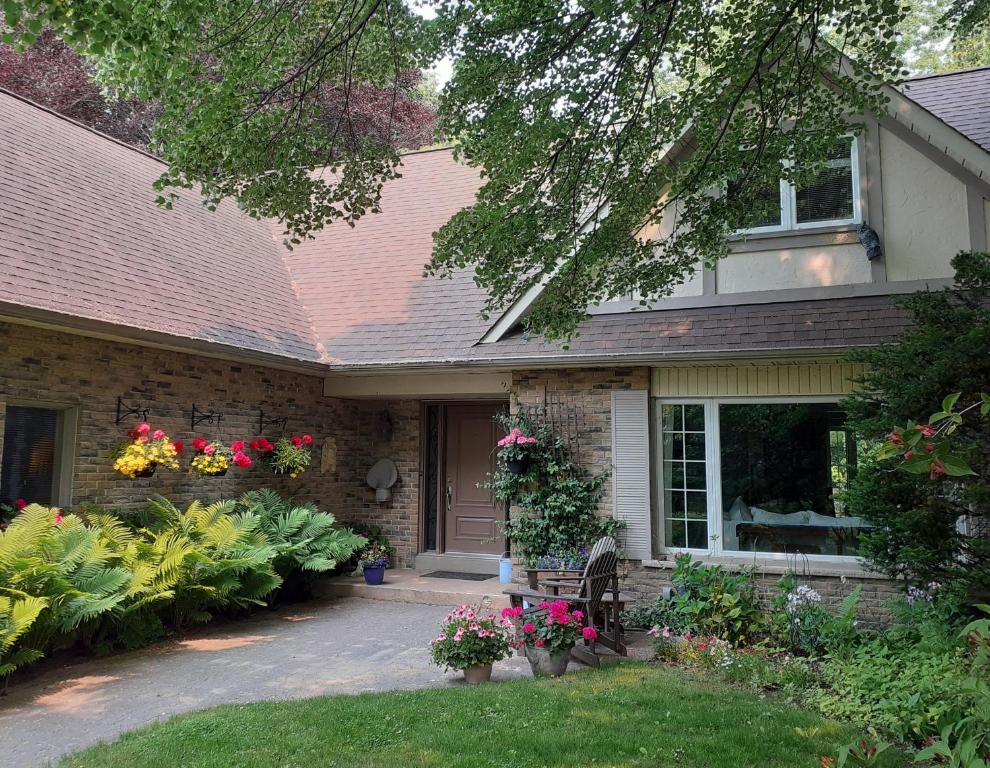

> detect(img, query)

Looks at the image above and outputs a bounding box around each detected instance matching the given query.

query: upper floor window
[732,136,860,235]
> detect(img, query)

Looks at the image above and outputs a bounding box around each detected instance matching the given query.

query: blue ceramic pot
[363,565,386,585]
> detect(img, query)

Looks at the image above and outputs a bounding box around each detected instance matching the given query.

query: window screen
[1,406,60,506]
[794,137,855,224]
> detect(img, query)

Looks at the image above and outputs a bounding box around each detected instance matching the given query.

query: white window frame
[734,136,861,236]
[655,395,860,564]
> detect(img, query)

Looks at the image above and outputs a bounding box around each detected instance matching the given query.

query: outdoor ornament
[366,458,398,503]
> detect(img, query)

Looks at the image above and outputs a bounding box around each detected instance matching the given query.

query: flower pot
[506,457,530,475]
[462,663,493,684]
[526,645,570,677]
[134,464,156,478]
[362,565,386,585]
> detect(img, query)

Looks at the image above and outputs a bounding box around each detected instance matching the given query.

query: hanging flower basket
[190,438,252,477]
[112,423,182,479]
[497,428,538,475]
[252,435,313,478]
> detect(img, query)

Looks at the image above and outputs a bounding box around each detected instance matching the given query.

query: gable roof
[279,148,492,365]
[901,66,990,152]
[0,88,323,364]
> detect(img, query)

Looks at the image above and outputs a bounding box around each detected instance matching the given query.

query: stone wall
[0,322,421,566]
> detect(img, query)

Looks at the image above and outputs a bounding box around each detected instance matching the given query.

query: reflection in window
[661,404,708,549]
[1,406,60,506]
[794,137,855,225]
[719,403,866,555]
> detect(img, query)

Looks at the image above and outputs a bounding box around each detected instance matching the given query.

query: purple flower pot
[363,565,386,585]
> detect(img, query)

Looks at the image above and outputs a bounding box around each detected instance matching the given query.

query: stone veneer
[0,322,421,567]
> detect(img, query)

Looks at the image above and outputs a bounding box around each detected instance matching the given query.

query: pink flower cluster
[497,428,537,448]
[507,599,598,650]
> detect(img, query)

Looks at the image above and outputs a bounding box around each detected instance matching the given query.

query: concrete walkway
[0,597,533,768]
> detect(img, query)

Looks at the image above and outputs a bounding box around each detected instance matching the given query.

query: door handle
[446,481,453,513]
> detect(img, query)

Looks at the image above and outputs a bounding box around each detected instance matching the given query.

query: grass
[59,663,905,768]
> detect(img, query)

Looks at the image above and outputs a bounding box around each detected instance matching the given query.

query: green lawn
[59,663,904,768]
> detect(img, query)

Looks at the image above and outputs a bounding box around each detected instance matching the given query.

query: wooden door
[443,403,504,554]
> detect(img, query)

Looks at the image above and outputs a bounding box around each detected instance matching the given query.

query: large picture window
[656,399,869,560]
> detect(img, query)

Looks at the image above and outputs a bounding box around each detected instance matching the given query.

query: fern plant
[146,496,280,625]
[234,489,366,601]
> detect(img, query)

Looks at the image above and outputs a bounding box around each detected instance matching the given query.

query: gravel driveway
[0,597,533,768]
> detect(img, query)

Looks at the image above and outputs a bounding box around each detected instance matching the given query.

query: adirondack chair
[503,536,631,664]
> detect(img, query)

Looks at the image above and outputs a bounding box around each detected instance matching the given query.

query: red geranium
[232,451,253,469]
[172,441,185,454]
[302,434,313,445]
[230,440,245,453]
[192,437,208,452]
[290,436,303,448]
[14,498,27,510]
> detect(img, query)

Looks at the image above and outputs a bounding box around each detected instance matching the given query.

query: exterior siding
[651,360,868,397]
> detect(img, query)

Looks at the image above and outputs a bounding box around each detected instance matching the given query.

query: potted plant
[111,423,182,478]
[430,605,514,683]
[517,599,597,677]
[358,543,390,585]
[251,435,313,478]
[497,427,538,475]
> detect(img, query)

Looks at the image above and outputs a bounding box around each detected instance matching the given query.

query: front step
[319,569,511,609]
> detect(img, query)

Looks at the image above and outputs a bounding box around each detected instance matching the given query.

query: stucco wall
[717,243,871,293]
[880,126,970,281]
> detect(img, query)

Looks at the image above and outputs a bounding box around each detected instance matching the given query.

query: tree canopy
[2,0,988,337]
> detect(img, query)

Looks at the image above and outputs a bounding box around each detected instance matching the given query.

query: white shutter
[611,390,652,560]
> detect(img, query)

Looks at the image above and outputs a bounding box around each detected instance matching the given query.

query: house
[2,66,990,619]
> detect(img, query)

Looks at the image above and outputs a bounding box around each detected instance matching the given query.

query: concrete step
[318,570,512,609]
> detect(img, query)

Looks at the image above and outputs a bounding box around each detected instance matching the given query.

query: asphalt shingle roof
[0,89,323,363]
[901,66,990,151]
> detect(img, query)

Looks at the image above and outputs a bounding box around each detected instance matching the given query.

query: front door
[443,403,504,555]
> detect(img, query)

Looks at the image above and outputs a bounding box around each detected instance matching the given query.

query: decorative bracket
[191,404,223,431]
[116,396,149,425]
[258,409,287,435]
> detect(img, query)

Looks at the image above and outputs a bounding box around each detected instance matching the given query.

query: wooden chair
[503,536,632,664]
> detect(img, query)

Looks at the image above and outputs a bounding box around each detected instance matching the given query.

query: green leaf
[941,393,961,413]
[940,455,977,477]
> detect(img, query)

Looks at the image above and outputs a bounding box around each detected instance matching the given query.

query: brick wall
[512,367,651,518]
[0,322,421,566]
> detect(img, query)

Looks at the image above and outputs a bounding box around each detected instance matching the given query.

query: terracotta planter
[462,663,493,684]
[526,645,570,677]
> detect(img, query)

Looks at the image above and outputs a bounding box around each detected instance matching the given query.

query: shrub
[814,639,969,741]
[669,555,764,644]
[721,647,819,697]
[623,594,688,633]
[842,251,990,600]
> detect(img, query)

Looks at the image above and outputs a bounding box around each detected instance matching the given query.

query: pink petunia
[136,423,151,435]
[152,429,165,440]
[204,444,216,456]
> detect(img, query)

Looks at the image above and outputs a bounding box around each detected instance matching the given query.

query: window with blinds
[1,406,61,506]
[732,136,859,234]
